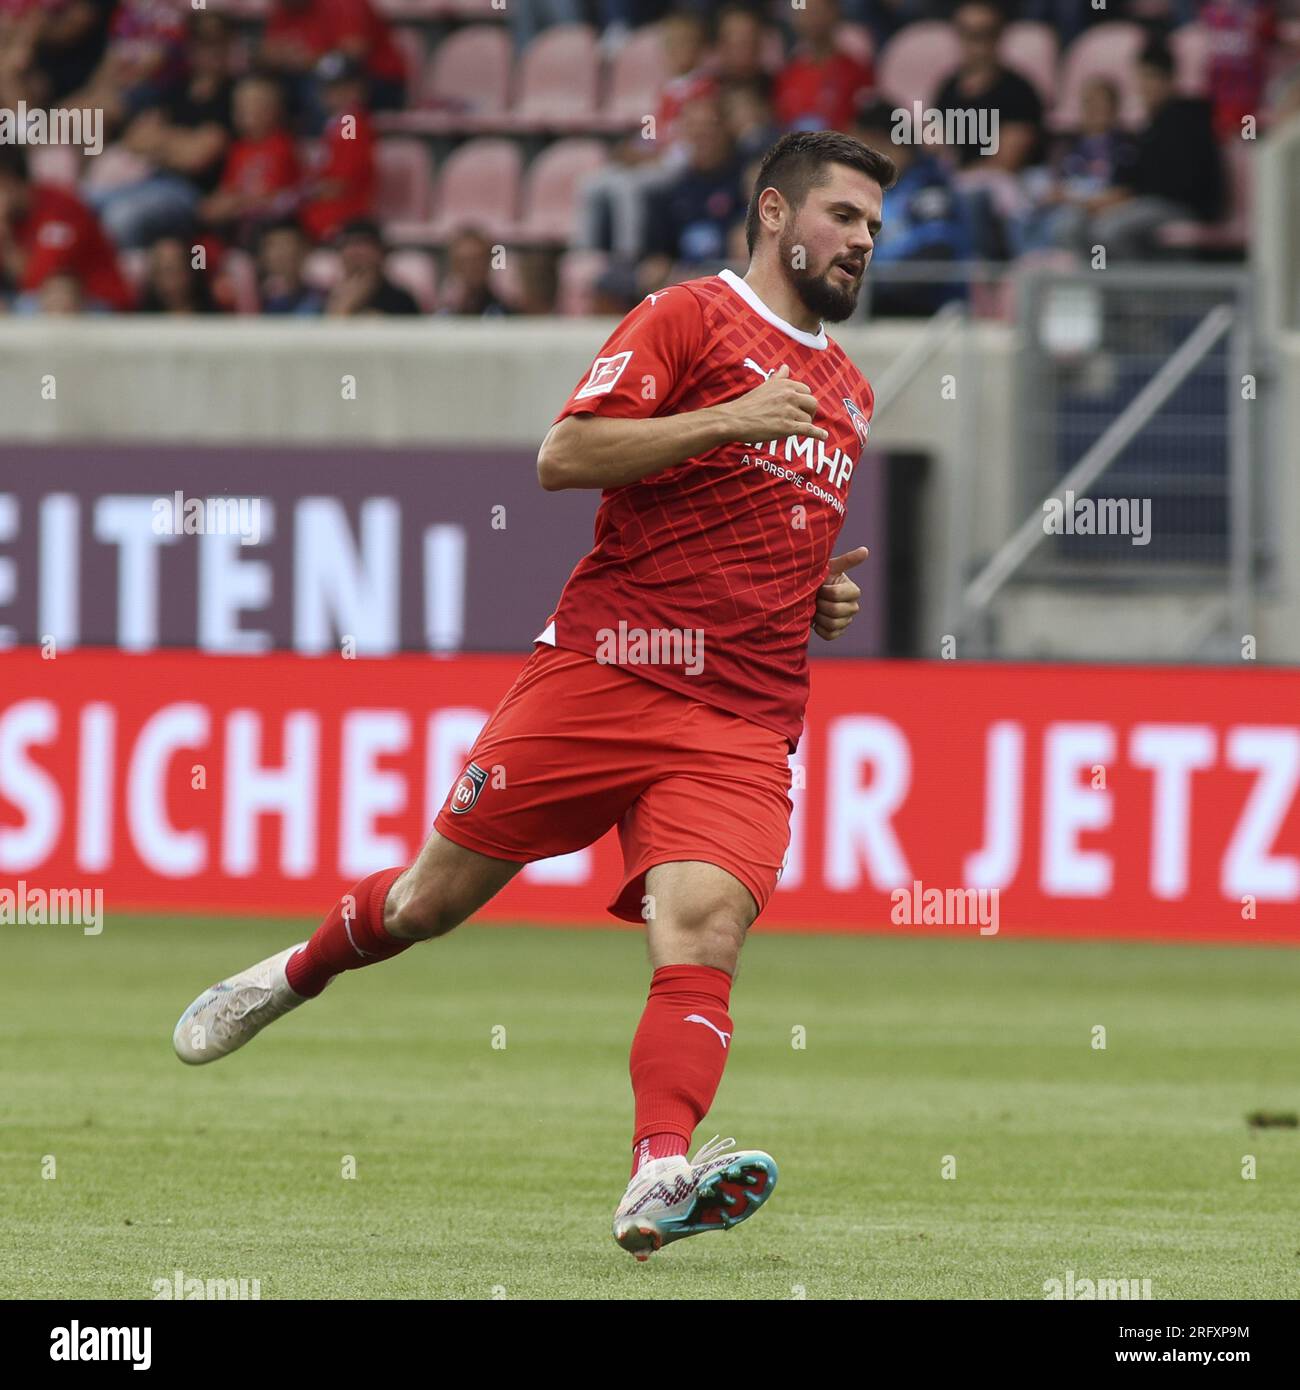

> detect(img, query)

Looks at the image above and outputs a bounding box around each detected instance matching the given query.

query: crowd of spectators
[0,0,1296,317]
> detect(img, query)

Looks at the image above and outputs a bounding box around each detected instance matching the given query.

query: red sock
[285,867,409,999]
[629,963,734,1177]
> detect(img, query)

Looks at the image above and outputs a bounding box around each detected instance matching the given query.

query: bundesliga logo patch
[450,762,488,814]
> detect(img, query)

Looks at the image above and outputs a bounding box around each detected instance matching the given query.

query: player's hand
[720,363,829,444]
[812,546,868,641]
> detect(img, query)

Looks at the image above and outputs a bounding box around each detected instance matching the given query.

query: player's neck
[738,263,823,337]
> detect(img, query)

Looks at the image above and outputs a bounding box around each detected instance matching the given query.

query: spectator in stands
[434,228,514,318]
[638,91,748,286]
[512,248,560,316]
[575,8,717,259]
[324,217,419,315]
[85,11,235,250]
[1010,77,1136,255]
[851,97,972,313]
[261,0,406,127]
[772,0,875,133]
[64,0,190,138]
[931,1,1044,172]
[256,217,325,315]
[0,144,133,311]
[1202,0,1276,141]
[5,1,117,108]
[722,77,783,161]
[299,52,376,244]
[712,3,774,86]
[199,73,300,250]
[1051,37,1227,259]
[138,232,220,314]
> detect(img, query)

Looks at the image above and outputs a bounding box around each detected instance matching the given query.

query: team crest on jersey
[576,350,632,398]
[844,398,871,450]
[450,761,489,815]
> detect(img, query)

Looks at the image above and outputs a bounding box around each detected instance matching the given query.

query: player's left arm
[812,546,869,641]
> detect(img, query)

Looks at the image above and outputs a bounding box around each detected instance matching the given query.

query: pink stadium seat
[1157,138,1253,252]
[510,138,607,245]
[389,136,521,244]
[374,138,435,222]
[1170,22,1211,97]
[1052,22,1147,131]
[378,23,512,136]
[385,249,438,311]
[27,145,81,188]
[836,22,875,66]
[508,23,601,133]
[391,27,426,104]
[555,248,610,316]
[877,21,960,108]
[219,249,260,314]
[303,248,342,291]
[1002,20,1058,107]
[119,248,148,293]
[596,24,667,134]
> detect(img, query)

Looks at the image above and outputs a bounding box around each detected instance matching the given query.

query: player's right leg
[171,832,522,1065]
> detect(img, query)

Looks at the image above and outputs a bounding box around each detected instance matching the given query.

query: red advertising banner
[1,648,1297,943]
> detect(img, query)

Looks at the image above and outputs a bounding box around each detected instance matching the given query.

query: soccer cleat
[613,1135,778,1260]
[172,943,316,1065]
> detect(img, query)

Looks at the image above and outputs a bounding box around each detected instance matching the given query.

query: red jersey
[300,110,375,241]
[774,51,874,133]
[265,0,405,84]
[542,268,874,750]
[16,184,133,310]
[218,129,299,202]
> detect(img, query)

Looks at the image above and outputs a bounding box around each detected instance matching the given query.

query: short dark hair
[744,130,897,256]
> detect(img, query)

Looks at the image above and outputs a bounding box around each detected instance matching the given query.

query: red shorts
[433,644,794,923]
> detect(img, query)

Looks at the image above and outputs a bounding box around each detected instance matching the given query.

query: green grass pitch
[2,917,1298,1299]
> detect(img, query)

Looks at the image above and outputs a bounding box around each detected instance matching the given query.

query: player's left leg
[612,859,779,1260]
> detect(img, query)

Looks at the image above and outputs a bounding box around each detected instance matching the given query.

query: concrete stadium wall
[1,318,1296,662]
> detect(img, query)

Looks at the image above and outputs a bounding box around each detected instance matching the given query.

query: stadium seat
[1002,20,1058,107]
[836,22,875,66]
[303,248,342,291]
[555,248,611,317]
[877,22,959,107]
[27,145,81,188]
[219,249,261,315]
[1170,22,1211,97]
[390,27,426,105]
[377,23,513,135]
[386,249,439,311]
[509,138,607,245]
[1052,22,1147,131]
[508,23,601,133]
[1157,138,1253,252]
[374,138,435,222]
[389,136,522,245]
[595,24,667,134]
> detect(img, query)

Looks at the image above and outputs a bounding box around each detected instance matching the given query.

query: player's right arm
[536,289,827,493]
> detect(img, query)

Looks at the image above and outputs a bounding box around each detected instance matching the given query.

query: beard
[778,227,863,323]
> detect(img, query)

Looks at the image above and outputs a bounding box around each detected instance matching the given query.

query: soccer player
[173,130,896,1260]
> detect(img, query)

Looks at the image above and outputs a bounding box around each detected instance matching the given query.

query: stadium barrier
[2,647,1297,942]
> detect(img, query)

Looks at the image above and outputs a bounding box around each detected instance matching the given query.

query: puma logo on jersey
[646,289,676,306]
[683,1014,731,1047]
[743,357,773,381]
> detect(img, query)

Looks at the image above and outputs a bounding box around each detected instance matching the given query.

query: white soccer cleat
[172,943,316,1065]
[613,1135,779,1260]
